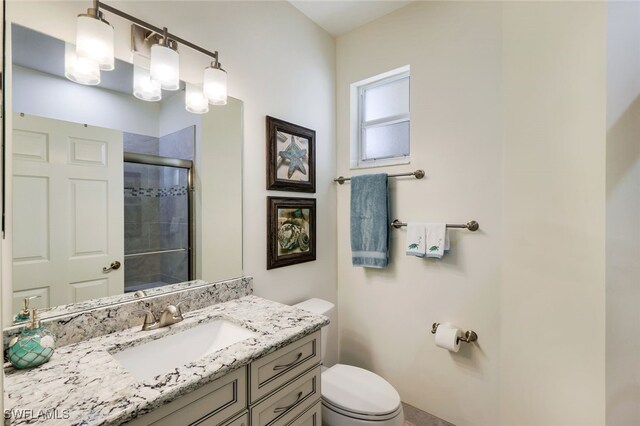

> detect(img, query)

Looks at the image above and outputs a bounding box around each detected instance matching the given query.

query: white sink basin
[112,319,258,381]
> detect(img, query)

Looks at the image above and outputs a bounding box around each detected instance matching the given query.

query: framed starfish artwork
[267,197,317,269]
[266,116,316,193]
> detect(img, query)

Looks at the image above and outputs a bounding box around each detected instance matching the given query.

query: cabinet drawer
[250,331,321,403]
[214,411,249,426]
[128,367,246,426]
[250,365,321,426]
[285,400,321,426]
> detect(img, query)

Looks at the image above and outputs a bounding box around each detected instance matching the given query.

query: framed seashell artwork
[267,197,316,269]
[266,116,316,193]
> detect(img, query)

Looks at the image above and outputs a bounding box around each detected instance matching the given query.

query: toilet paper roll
[435,326,462,352]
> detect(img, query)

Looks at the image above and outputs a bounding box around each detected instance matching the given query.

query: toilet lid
[321,364,401,416]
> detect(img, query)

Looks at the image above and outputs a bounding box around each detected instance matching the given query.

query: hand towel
[350,173,389,268]
[406,223,426,257]
[426,223,447,259]
[445,231,450,251]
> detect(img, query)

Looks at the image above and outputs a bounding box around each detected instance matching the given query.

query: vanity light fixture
[68,0,227,114]
[203,58,227,106]
[133,54,161,102]
[185,83,209,114]
[150,28,180,91]
[75,4,115,71]
[64,42,101,86]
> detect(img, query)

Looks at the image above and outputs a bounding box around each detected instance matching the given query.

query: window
[351,66,410,168]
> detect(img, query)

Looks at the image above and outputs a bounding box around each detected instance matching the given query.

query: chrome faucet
[133,303,186,331]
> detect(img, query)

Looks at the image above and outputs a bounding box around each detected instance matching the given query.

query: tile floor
[403,403,454,426]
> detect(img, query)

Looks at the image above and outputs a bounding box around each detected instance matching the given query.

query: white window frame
[350,65,410,169]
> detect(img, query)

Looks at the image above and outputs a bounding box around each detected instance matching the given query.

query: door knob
[102,261,121,273]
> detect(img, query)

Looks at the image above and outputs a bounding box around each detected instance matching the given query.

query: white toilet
[293,298,405,426]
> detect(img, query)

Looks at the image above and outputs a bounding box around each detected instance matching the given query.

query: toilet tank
[293,298,334,361]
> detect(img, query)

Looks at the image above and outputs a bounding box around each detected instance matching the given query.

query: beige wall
[336,3,503,425]
[606,1,640,424]
[337,2,607,425]
[500,2,606,424]
[4,1,338,365]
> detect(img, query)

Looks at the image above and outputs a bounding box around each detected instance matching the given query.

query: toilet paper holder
[431,322,478,343]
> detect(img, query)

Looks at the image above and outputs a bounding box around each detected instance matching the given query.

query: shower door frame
[123,152,195,285]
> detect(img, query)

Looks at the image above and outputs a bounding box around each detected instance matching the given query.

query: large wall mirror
[3,6,243,325]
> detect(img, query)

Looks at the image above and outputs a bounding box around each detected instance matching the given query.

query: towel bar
[391,219,479,231]
[334,169,425,185]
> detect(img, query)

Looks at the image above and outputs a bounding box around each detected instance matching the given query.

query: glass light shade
[185,83,209,114]
[133,55,161,102]
[203,65,227,105]
[150,44,180,91]
[65,43,100,86]
[76,15,114,71]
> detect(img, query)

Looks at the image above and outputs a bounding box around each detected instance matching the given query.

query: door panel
[13,129,48,162]
[68,137,107,166]
[69,179,108,257]
[69,278,110,302]
[12,175,49,262]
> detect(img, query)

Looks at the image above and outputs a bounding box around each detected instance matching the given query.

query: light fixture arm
[160,27,169,47]
[95,0,219,61]
[209,56,224,72]
[81,0,107,23]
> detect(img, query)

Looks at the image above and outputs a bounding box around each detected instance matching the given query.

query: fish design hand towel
[426,223,447,259]
[406,223,426,257]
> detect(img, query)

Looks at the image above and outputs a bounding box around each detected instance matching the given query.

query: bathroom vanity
[3,295,328,426]
[127,332,322,426]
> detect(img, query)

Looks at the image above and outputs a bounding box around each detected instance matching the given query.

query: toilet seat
[321,364,402,421]
[322,397,403,422]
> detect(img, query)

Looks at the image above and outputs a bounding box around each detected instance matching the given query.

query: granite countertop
[3,296,328,426]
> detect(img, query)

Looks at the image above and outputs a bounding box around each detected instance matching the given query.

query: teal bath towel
[350,173,389,268]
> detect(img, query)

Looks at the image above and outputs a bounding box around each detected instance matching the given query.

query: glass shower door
[123,154,193,292]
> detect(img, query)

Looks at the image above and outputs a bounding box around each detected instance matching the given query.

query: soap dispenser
[14,295,40,323]
[8,308,56,369]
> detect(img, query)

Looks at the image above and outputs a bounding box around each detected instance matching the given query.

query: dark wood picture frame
[266,116,316,193]
[267,197,316,270]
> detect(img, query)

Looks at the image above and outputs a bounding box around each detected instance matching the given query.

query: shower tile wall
[123,162,162,289]
[123,133,162,288]
[160,126,195,161]
[123,128,194,292]
[123,133,160,156]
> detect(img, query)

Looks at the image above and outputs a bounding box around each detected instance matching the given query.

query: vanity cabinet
[128,367,247,426]
[129,331,321,426]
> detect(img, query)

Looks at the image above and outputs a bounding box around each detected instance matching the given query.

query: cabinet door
[127,367,246,426]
